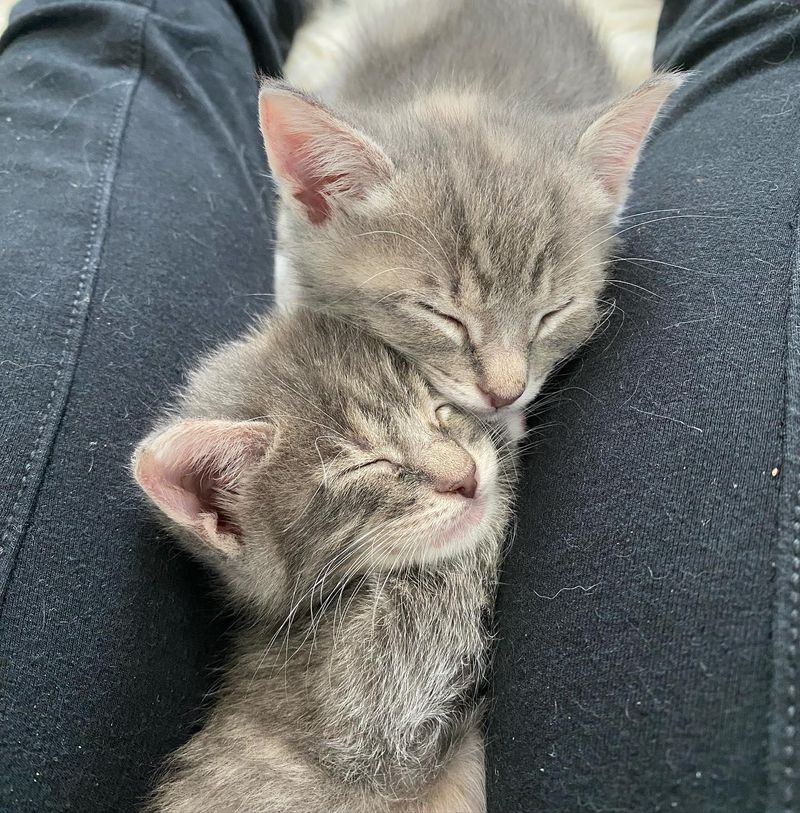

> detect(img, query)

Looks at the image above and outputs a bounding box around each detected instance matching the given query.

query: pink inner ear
[134,420,274,556]
[258,83,393,224]
[579,74,684,207]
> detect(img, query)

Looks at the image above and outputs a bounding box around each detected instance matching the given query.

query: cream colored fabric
[576,0,661,86]
[1,0,15,29]
[286,0,662,92]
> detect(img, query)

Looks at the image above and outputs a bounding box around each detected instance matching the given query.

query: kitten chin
[262,0,684,420]
[134,308,516,813]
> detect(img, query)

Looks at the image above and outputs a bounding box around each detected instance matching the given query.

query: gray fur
[137,3,682,806]
[135,309,516,812]
[267,0,682,417]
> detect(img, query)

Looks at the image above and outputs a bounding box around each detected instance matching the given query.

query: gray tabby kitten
[262,0,682,420]
[133,309,516,812]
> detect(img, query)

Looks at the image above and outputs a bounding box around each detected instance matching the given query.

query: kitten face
[260,76,682,418]
[133,313,515,610]
[275,139,609,418]
[252,381,510,574]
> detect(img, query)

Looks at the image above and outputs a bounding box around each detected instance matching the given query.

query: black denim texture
[487,2,800,812]
[0,1,297,809]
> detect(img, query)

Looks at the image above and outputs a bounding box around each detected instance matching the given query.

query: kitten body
[149,554,494,813]
[134,310,516,812]
[262,0,682,418]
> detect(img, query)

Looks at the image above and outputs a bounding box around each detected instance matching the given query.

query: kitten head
[260,75,683,418]
[133,311,515,612]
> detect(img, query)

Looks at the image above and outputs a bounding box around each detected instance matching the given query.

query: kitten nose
[434,459,478,499]
[479,384,526,410]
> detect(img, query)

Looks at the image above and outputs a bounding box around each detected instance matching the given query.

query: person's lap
[1,1,797,811]
[486,1,800,811]
[0,1,298,809]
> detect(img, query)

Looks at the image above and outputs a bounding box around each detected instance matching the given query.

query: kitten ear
[258,81,394,225]
[578,73,685,210]
[133,419,275,557]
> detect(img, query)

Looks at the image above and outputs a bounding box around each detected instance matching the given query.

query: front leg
[308,565,492,800]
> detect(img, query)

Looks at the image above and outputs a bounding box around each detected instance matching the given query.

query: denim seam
[789,491,800,813]
[0,3,152,605]
[787,196,800,813]
[771,190,800,813]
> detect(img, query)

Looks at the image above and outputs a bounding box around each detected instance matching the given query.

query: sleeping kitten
[261,0,682,420]
[133,309,516,812]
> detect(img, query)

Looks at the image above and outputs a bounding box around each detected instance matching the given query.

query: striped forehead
[343,391,430,448]
[338,357,431,439]
[441,170,564,302]
[389,105,580,304]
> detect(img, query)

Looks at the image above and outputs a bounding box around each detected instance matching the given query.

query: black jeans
[0,1,797,811]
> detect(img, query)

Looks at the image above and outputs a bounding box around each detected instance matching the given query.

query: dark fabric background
[487,2,800,811]
[0,1,299,809]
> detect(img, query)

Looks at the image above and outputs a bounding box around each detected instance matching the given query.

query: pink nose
[478,384,526,410]
[434,461,478,499]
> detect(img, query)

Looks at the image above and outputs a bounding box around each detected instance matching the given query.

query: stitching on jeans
[780,189,800,812]
[789,493,800,812]
[0,3,152,604]
[0,89,127,549]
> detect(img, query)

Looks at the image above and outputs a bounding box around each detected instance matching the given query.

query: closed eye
[416,302,469,343]
[533,297,577,339]
[342,459,400,477]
